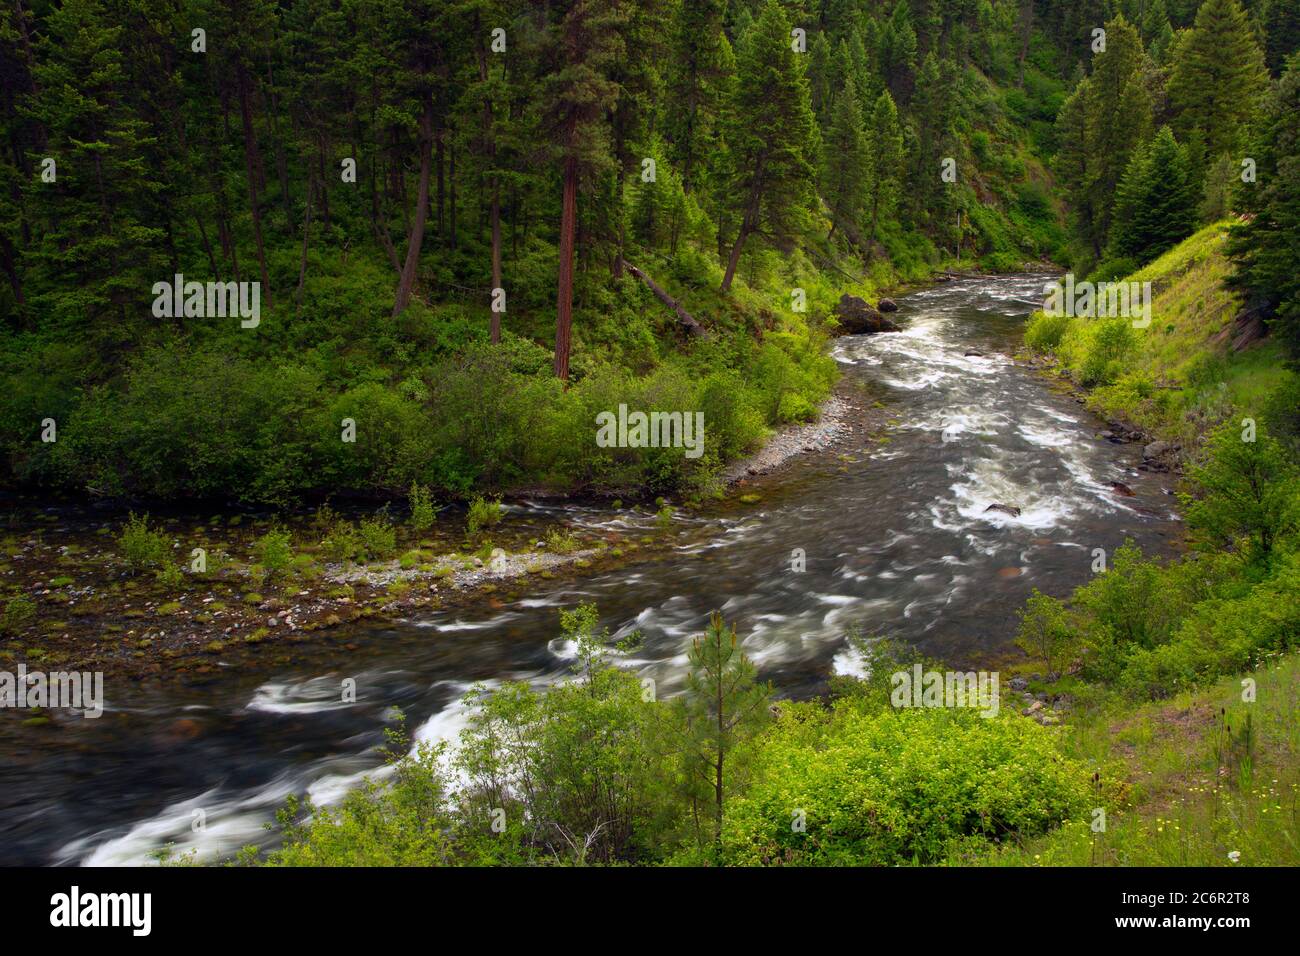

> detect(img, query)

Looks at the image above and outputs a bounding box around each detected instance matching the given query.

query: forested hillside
[1,0,1087,503]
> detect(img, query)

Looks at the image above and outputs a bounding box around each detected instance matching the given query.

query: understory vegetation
[2,0,1072,504]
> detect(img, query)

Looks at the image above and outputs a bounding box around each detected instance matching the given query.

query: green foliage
[1166,0,1269,161]
[1016,589,1080,680]
[466,496,502,536]
[720,701,1091,866]
[1,593,36,635]
[117,512,169,576]
[1227,53,1300,361]
[1107,126,1197,265]
[453,605,668,863]
[254,527,294,582]
[1023,311,1071,352]
[1183,422,1300,566]
[408,482,436,533]
[668,612,772,850]
[356,513,397,562]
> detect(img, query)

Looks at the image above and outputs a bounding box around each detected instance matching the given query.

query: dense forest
[6,0,1291,505]
[2,0,1299,871]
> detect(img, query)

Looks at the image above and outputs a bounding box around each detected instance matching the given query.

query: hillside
[1025,221,1298,457]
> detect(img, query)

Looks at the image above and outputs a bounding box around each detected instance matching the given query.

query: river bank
[0,377,891,688]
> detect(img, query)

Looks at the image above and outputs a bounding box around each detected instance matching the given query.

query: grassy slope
[1005,224,1300,866]
[967,651,1300,866]
[1031,222,1295,449]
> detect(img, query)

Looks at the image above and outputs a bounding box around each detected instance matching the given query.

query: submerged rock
[983,503,1022,518]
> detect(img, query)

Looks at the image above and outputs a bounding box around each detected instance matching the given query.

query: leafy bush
[1015,589,1080,679]
[117,512,169,575]
[1023,311,1072,352]
[721,701,1091,866]
[357,513,397,561]
[1,594,36,635]
[466,496,502,536]
[408,482,436,532]
[254,527,294,582]
[1183,422,1300,567]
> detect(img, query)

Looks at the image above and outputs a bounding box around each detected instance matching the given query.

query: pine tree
[878,0,919,102]
[672,612,771,850]
[663,0,728,196]
[864,89,903,246]
[1108,125,1197,264]
[1166,0,1268,161]
[538,0,629,379]
[25,0,168,341]
[717,0,816,293]
[1264,0,1300,75]
[1227,53,1300,359]
[820,76,869,241]
[1054,14,1152,259]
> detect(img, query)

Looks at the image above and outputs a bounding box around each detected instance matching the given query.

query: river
[0,274,1179,865]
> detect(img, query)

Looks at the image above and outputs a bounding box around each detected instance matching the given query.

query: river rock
[984,503,1022,518]
[1143,440,1172,460]
[878,298,899,312]
[831,294,900,336]
[1109,480,1135,497]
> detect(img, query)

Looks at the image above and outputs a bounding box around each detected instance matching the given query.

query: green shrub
[155,563,184,589]
[721,701,1091,866]
[1015,589,1080,679]
[466,496,502,536]
[408,482,436,532]
[545,528,580,555]
[320,520,362,563]
[357,513,397,561]
[1,594,36,635]
[254,527,294,582]
[118,512,169,575]
[1023,311,1071,352]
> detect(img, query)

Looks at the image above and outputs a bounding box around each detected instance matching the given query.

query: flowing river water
[0,274,1180,865]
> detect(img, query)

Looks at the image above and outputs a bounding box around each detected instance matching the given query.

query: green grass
[965,652,1300,866]
[1025,221,1298,446]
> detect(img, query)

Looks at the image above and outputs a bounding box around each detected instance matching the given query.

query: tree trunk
[490,179,502,342]
[621,260,708,337]
[393,96,433,316]
[295,178,314,316]
[720,168,764,293]
[554,123,579,380]
[238,65,271,302]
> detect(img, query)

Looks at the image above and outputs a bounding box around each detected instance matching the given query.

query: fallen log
[621,259,709,338]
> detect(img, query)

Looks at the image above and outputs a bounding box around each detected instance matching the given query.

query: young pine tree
[673,612,771,851]
[1107,126,1197,265]
[864,89,904,247]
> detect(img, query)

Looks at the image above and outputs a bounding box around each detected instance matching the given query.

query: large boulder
[832,294,901,336]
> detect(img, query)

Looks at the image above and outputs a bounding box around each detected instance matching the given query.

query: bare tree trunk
[720,169,764,294]
[621,260,707,337]
[295,178,314,316]
[393,97,433,316]
[238,65,271,302]
[490,180,502,342]
[554,124,579,380]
